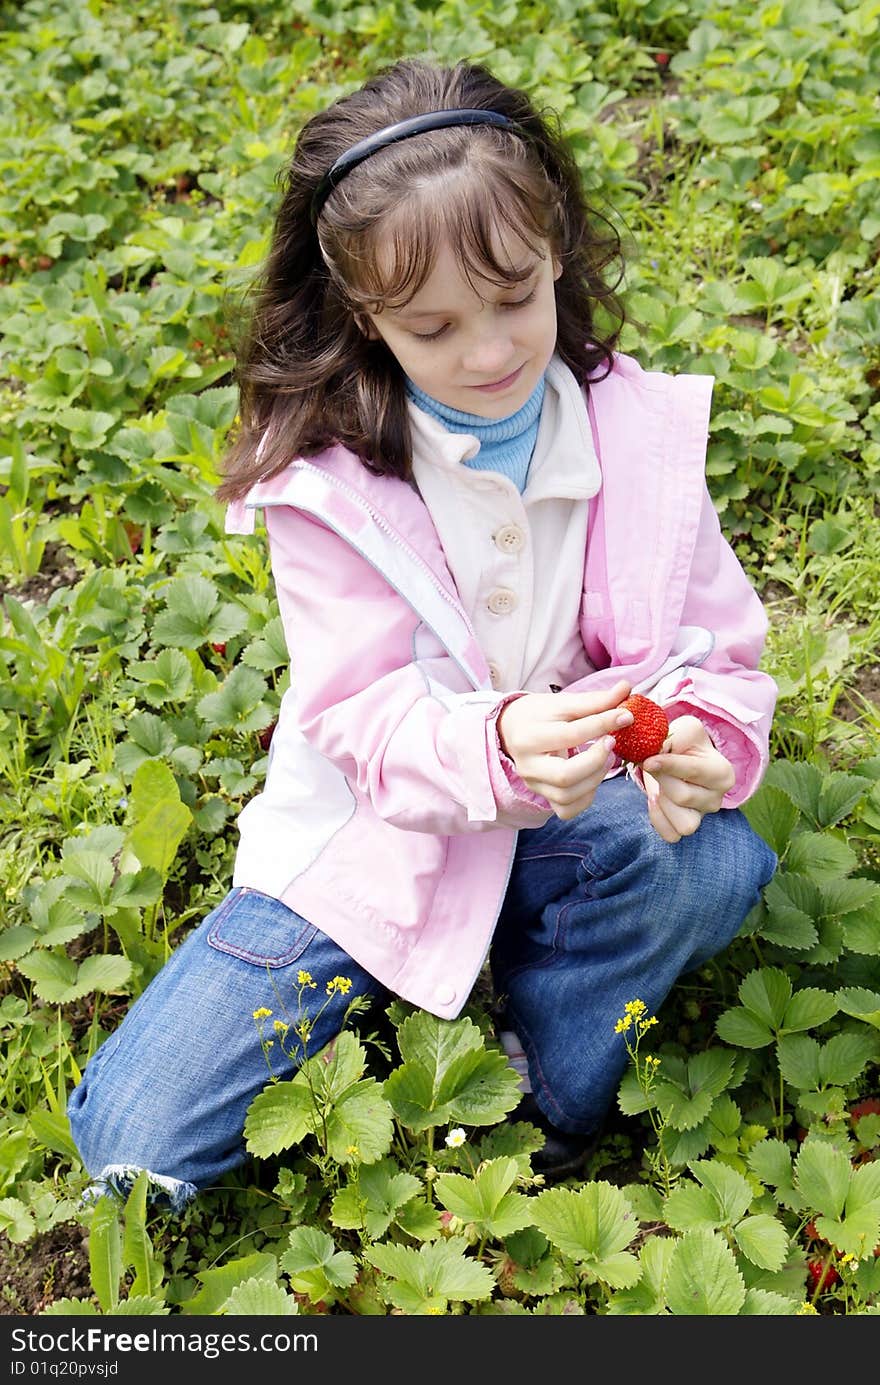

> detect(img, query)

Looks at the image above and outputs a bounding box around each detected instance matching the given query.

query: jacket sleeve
[646,485,777,807]
[263,503,553,835]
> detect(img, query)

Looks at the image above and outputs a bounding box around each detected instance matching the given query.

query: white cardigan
[407,354,602,697]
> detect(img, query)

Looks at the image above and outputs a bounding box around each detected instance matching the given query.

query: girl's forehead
[398,237,542,308]
[369,222,548,302]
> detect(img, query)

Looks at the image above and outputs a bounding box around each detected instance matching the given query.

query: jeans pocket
[206,887,317,968]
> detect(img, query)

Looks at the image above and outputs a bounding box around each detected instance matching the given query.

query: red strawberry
[850,1096,880,1122]
[258,720,277,751]
[806,1258,840,1292]
[211,642,227,656]
[612,694,669,765]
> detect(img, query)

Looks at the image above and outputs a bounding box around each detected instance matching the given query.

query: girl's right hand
[497,679,633,820]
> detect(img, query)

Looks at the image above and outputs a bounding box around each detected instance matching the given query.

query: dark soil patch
[0,542,80,606]
[0,1222,93,1316]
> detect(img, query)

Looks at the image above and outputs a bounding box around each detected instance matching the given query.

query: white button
[436,983,456,1006]
[487,661,502,689]
[487,588,518,615]
[494,523,525,554]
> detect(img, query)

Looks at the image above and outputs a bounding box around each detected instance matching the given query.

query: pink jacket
[225,352,777,1019]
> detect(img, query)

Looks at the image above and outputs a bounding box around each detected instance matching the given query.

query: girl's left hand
[639,715,736,844]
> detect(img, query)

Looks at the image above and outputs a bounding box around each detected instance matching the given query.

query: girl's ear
[552,255,563,281]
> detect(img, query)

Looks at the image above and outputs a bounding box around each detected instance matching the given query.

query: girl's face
[362,229,562,418]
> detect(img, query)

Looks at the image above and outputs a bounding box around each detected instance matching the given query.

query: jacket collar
[406,354,601,505]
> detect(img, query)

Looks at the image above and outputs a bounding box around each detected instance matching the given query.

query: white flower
[445,1128,466,1148]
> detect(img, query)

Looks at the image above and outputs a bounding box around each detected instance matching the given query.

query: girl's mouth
[468,363,525,393]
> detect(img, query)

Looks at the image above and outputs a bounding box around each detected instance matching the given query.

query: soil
[0,1223,93,1316]
[0,542,80,606]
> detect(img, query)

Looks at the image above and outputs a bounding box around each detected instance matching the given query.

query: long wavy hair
[215,57,626,502]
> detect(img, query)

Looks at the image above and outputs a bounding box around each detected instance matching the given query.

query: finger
[656,794,703,838]
[544,705,633,756]
[550,679,631,724]
[641,751,726,786]
[649,774,712,811]
[536,738,616,793]
[646,793,682,844]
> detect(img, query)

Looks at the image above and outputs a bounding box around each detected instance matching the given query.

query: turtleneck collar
[404,375,546,494]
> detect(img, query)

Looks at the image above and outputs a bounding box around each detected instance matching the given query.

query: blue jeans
[67,777,776,1206]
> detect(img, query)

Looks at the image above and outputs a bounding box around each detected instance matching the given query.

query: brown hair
[215,57,625,503]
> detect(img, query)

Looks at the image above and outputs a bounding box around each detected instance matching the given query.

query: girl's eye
[411,287,538,342]
[504,287,537,311]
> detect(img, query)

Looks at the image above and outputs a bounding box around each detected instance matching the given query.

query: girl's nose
[460,326,515,378]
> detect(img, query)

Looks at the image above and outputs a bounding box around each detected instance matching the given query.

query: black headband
[310,108,520,225]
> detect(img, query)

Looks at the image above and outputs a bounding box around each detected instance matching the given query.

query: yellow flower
[297,970,316,988]
[445,1128,467,1148]
[273,1019,289,1034]
[252,1007,272,1020]
[796,1302,819,1315]
[614,1016,633,1034]
[326,975,353,996]
[625,999,647,1017]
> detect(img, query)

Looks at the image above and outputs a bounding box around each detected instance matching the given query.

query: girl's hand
[639,715,736,843]
[497,679,633,821]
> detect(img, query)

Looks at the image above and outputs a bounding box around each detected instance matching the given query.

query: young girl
[68,56,778,1207]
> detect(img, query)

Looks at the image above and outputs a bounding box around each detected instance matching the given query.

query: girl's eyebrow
[394,260,540,320]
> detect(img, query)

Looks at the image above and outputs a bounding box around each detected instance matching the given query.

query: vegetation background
[1,0,878,1318]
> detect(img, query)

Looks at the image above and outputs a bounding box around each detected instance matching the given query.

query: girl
[68,56,778,1207]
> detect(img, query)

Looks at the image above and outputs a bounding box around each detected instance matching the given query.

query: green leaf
[127,648,193,705]
[77,954,133,995]
[777,1035,821,1090]
[607,1233,676,1315]
[123,1171,159,1301]
[244,1081,312,1158]
[837,987,880,1029]
[741,785,801,857]
[384,1014,521,1132]
[715,1007,775,1049]
[280,1226,358,1295]
[794,1137,852,1220]
[153,575,247,648]
[816,772,873,827]
[28,1110,81,1163]
[782,987,838,1033]
[732,1215,789,1271]
[434,1158,534,1239]
[740,1288,799,1315]
[532,1182,640,1285]
[127,760,192,878]
[665,1229,746,1315]
[89,1197,122,1314]
[196,664,273,733]
[763,760,822,820]
[365,1237,494,1313]
[330,1159,422,1239]
[222,1279,299,1315]
[739,967,792,1028]
[654,1082,714,1131]
[663,1182,721,1233]
[785,831,857,880]
[0,1197,35,1244]
[692,1160,753,1227]
[0,926,38,962]
[180,1253,278,1315]
[765,877,824,947]
[818,1031,876,1087]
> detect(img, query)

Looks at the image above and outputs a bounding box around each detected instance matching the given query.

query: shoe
[510,1092,602,1183]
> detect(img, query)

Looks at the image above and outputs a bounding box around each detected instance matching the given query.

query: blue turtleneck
[406,375,546,494]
